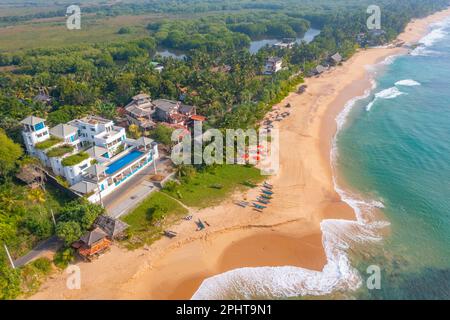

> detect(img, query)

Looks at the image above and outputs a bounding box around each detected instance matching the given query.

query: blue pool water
[105,150,144,175]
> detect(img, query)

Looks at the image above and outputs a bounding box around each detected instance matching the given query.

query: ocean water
[191,18,450,300]
[336,18,450,299]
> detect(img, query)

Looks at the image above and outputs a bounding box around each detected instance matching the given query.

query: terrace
[35,136,62,150]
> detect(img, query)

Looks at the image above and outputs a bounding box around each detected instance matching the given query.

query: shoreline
[29,7,450,300]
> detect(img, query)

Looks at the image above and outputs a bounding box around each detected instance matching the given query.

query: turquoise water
[191,19,450,300]
[336,19,450,299]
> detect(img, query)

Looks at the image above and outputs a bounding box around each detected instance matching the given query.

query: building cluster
[123,93,205,131]
[21,115,159,203]
[264,57,284,75]
[310,52,343,76]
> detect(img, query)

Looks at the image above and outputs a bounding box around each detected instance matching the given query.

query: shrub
[56,221,82,245]
[46,145,74,157]
[163,180,178,192]
[0,263,21,300]
[53,248,75,269]
[31,258,52,274]
[35,137,62,150]
[55,175,69,188]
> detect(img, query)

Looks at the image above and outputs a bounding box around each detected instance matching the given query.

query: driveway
[13,236,63,268]
[103,158,172,218]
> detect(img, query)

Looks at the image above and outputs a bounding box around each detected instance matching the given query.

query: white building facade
[21,115,159,204]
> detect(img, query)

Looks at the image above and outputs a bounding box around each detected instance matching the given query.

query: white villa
[21,115,159,203]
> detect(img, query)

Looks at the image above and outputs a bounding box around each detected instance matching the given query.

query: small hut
[330,52,343,65]
[16,164,46,189]
[94,215,129,239]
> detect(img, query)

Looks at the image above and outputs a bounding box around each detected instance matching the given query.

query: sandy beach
[30,7,450,300]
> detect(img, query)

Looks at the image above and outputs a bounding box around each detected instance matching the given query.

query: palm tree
[27,188,46,204]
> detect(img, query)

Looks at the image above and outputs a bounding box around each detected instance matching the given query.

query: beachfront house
[124,93,156,130]
[124,94,198,130]
[150,61,164,73]
[330,52,343,65]
[264,57,283,75]
[21,115,159,204]
[311,64,327,76]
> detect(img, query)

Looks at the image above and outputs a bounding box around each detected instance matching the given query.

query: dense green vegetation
[0,130,103,299]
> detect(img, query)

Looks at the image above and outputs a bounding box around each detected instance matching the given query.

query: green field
[0,14,162,52]
[121,191,188,248]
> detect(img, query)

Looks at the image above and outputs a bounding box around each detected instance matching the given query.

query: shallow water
[336,17,450,299]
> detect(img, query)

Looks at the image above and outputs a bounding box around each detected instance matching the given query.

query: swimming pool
[105,150,144,175]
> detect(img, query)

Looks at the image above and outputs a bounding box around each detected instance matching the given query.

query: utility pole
[98,185,104,207]
[153,157,157,174]
[50,209,56,226]
[3,244,15,269]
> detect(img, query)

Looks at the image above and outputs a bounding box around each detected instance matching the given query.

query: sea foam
[191,16,449,300]
[366,87,405,111]
[395,79,421,87]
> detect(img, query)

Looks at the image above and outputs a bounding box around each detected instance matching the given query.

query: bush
[55,175,69,188]
[56,221,82,245]
[163,180,178,192]
[31,258,52,274]
[61,152,89,167]
[23,215,53,238]
[35,137,62,150]
[0,263,21,300]
[46,145,74,158]
[118,27,132,34]
[53,248,75,269]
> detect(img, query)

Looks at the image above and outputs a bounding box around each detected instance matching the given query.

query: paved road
[13,236,63,268]
[103,158,171,218]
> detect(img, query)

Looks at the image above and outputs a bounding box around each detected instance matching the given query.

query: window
[90,128,96,132]
[34,122,45,131]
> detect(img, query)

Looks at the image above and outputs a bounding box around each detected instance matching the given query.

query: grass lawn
[121,192,188,249]
[162,165,263,208]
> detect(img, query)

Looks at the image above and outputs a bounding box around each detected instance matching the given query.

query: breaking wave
[366,87,405,111]
[395,79,421,86]
[410,46,439,57]
[419,21,449,47]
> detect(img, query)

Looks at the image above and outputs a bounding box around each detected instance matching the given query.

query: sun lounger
[196,219,206,230]
[257,198,270,205]
[253,203,267,210]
